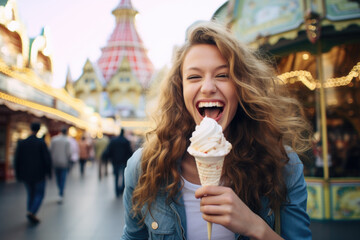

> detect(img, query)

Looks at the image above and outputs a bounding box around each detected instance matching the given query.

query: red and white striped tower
[97,0,154,89]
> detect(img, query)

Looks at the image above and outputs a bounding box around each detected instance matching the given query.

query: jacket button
[151,221,158,230]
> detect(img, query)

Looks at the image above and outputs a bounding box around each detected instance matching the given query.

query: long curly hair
[132,21,312,218]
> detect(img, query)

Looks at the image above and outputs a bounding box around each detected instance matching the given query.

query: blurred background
[0,0,359,239]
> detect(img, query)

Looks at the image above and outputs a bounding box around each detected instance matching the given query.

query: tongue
[204,108,220,119]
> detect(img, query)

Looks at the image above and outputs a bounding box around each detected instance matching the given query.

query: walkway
[0,162,359,240]
[0,163,124,240]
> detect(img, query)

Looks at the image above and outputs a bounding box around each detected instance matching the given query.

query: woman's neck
[181,152,201,185]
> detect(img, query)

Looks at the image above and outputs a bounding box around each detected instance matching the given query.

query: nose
[200,75,217,94]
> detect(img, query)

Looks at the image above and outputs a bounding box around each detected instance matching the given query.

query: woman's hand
[195,185,283,240]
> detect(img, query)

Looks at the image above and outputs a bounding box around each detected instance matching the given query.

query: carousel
[214,0,360,221]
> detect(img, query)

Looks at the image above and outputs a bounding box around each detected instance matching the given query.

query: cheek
[184,99,191,113]
[184,99,195,118]
[182,85,193,112]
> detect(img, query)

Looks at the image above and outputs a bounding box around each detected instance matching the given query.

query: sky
[16,0,227,88]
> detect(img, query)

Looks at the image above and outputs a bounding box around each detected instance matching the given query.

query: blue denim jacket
[121,148,312,240]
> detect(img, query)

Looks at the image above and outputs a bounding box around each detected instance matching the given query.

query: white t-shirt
[181,176,235,240]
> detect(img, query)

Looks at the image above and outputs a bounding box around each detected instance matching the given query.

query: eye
[187,75,201,80]
[216,73,229,79]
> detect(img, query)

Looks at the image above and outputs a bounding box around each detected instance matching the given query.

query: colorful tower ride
[97,0,154,89]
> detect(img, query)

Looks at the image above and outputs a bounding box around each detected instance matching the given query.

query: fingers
[195,186,237,224]
[200,201,233,215]
[203,213,232,227]
[194,186,266,237]
[199,196,235,229]
[195,185,230,199]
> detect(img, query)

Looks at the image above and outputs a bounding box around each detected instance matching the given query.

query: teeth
[198,102,224,108]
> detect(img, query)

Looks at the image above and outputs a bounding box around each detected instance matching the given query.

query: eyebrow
[184,64,228,72]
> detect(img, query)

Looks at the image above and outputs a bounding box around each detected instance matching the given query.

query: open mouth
[197,101,224,119]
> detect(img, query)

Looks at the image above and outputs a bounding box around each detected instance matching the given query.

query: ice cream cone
[207,221,212,240]
[187,117,232,240]
[193,155,225,240]
[194,155,224,186]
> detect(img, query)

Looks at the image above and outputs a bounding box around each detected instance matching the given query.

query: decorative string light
[277,62,360,90]
[324,62,360,88]
[278,70,317,90]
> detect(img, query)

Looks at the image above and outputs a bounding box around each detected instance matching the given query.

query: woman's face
[182,44,238,131]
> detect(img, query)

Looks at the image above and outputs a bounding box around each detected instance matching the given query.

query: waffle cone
[193,155,224,240]
[194,155,224,186]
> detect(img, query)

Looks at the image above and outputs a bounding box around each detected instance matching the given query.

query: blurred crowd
[14,121,142,224]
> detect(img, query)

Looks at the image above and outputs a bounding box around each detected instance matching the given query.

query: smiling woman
[182,44,238,130]
[121,21,313,240]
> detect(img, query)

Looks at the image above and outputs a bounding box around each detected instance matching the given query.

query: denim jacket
[121,148,312,240]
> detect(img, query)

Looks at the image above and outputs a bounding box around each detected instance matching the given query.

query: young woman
[121,21,312,240]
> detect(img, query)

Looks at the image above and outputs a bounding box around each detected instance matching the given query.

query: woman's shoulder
[283,146,305,189]
[284,146,302,165]
[124,148,143,185]
[126,148,143,170]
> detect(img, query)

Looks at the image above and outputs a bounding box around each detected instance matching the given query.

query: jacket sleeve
[121,148,149,240]
[281,150,312,239]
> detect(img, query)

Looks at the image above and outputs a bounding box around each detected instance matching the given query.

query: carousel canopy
[213,0,360,88]
[0,0,9,6]
[213,0,360,56]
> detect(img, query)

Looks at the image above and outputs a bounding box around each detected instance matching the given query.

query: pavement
[0,163,124,240]
[0,162,359,240]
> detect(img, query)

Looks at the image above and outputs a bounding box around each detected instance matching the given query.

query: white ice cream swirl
[187,117,232,157]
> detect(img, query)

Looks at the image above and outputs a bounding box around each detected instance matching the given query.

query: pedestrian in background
[94,134,109,180]
[14,122,52,224]
[102,129,133,197]
[121,21,312,239]
[68,135,79,171]
[78,135,91,177]
[50,127,71,204]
